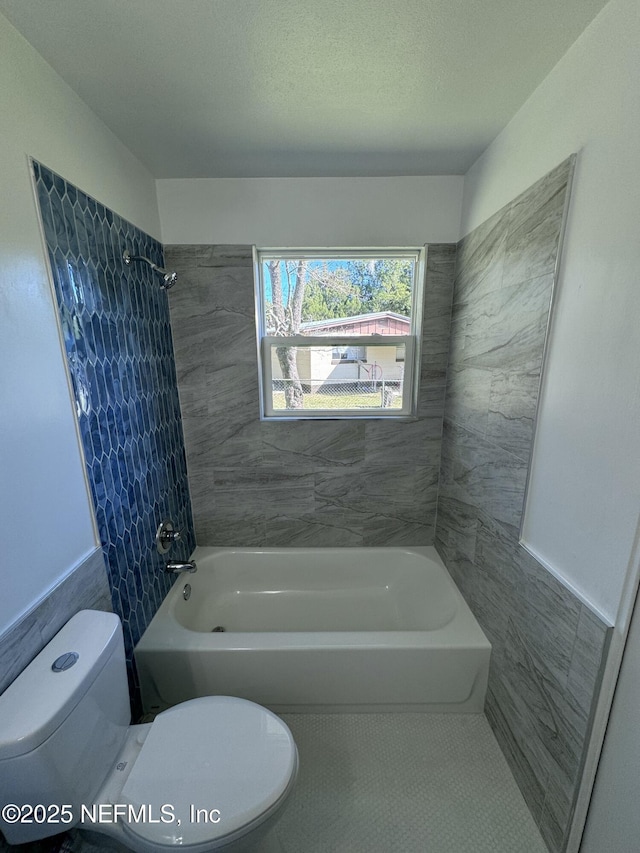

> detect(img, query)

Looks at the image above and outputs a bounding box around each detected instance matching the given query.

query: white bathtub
[135,546,491,714]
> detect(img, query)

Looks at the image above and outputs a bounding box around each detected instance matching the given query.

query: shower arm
[123,249,177,289]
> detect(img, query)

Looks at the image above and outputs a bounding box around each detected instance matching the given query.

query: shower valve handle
[156,519,182,554]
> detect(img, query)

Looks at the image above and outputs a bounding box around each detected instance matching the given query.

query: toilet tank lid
[0,610,123,760]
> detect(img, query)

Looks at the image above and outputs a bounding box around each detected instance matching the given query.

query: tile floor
[65,712,547,853]
[267,714,548,853]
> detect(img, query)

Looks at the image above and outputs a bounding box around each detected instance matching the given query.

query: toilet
[0,610,298,852]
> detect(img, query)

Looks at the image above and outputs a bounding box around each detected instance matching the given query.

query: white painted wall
[0,13,161,636]
[460,7,640,842]
[460,0,640,625]
[157,176,464,246]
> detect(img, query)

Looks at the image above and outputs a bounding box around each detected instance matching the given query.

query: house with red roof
[270,312,410,392]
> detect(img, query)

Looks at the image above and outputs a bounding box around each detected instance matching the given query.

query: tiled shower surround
[22,158,611,853]
[165,244,455,546]
[435,157,610,852]
[33,161,195,693]
[166,161,610,852]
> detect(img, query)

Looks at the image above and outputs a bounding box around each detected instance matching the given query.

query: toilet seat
[116,696,298,851]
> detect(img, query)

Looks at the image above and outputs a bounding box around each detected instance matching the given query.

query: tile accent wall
[33,162,195,698]
[166,244,455,546]
[435,157,611,853]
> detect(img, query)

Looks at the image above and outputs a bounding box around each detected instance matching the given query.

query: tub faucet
[165,560,197,574]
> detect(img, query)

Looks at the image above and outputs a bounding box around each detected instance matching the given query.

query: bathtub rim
[137,545,491,653]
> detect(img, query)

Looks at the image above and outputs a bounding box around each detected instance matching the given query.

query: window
[332,345,366,364]
[254,248,425,419]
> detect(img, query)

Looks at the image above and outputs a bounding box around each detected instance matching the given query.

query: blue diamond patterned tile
[77,189,89,213]
[81,260,99,312]
[48,190,68,254]
[33,162,195,702]
[74,204,89,259]
[90,458,105,503]
[88,216,100,259]
[52,172,65,197]
[62,195,78,256]
[36,182,54,236]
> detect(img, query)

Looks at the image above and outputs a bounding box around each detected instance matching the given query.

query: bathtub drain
[211,626,225,632]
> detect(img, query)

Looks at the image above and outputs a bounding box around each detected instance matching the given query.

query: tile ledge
[518,539,613,627]
[0,546,105,645]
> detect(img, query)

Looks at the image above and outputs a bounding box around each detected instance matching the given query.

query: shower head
[123,250,178,290]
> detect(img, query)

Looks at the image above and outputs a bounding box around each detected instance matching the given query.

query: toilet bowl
[0,610,298,852]
[96,697,297,853]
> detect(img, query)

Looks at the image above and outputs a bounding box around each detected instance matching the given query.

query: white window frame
[253,247,426,420]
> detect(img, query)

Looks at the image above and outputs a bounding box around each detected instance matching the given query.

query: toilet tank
[0,610,130,844]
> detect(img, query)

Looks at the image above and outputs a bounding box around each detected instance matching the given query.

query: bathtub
[135,546,491,714]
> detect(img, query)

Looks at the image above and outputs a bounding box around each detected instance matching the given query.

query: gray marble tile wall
[165,244,456,547]
[435,157,611,853]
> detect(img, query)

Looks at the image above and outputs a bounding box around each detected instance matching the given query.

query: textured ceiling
[1,0,608,177]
